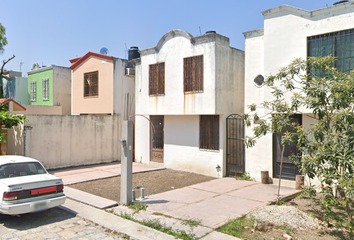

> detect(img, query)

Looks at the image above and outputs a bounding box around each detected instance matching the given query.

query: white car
[0,156,66,215]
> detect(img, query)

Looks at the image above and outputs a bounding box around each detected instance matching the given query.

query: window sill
[184,91,204,94]
[84,96,99,98]
[149,94,165,97]
[199,148,220,153]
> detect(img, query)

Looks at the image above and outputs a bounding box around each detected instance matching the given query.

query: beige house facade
[70,52,135,119]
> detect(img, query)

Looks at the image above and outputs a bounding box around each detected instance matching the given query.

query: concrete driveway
[136,177,298,229]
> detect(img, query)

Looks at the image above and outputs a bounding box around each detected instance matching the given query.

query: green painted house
[27,63,71,115]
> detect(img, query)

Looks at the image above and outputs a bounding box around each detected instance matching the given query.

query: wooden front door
[150,116,164,163]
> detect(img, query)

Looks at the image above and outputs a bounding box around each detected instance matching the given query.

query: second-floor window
[84,71,98,97]
[308,28,354,73]
[149,62,165,95]
[30,81,36,102]
[42,78,49,100]
[184,55,203,92]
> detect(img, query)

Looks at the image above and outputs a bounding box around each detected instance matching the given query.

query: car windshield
[0,162,47,178]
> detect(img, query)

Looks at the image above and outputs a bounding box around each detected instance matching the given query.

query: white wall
[137,33,217,115]
[113,58,135,120]
[135,31,244,117]
[135,30,244,177]
[164,115,223,178]
[263,4,354,106]
[215,36,245,175]
[244,3,354,181]
[8,115,121,169]
[244,30,270,181]
[215,36,245,115]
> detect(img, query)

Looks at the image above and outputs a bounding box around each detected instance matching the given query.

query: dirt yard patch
[68,169,215,203]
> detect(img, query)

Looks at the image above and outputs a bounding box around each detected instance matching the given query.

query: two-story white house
[244,1,354,184]
[133,29,244,178]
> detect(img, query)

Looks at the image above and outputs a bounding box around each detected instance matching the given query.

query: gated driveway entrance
[226,114,245,176]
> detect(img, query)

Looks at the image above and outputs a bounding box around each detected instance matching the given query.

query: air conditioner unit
[125,68,135,76]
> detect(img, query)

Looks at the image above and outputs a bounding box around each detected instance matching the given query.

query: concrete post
[120,120,133,205]
[24,126,33,157]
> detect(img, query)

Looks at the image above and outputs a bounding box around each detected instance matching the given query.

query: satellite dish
[100,47,109,55]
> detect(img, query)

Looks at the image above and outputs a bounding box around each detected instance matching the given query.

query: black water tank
[206,31,216,34]
[333,0,349,5]
[128,47,140,60]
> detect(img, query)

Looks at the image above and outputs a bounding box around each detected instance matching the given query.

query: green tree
[0,22,15,80]
[244,56,354,228]
[0,23,8,54]
[0,23,26,144]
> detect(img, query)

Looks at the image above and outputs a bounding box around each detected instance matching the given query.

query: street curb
[64,187,118,209]
[60,199,175,240]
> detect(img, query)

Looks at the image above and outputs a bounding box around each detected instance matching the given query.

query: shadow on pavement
[0,206,77,230]
[138,199,169,204]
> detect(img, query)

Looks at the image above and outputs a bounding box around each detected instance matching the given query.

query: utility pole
[120,120,133,205]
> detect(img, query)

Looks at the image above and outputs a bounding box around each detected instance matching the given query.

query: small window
[149,63,165,95]
[254,74,264,86]
[30,81,37,101]
[84,71,99,97]
[42,78,49,100]
[184,55,203,92]
[200,115,219,150]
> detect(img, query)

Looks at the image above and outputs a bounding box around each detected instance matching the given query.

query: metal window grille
[42,78,49,100]
[84,71,99,97]
[184,55,203,92]
[30,81,36,101]
[149,63,165,95]
[151,116,164,149]
[308,28,354,73]
[200,115,219,150]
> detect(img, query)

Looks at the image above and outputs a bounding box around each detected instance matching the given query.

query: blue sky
[1,0,336,76]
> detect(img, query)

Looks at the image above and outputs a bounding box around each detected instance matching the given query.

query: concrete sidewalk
[62,198,176,240]
[53,162,298,240]
[50,162,165,185]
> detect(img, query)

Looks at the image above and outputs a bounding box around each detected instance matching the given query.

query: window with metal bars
[30,81,36,101]
[200,115,219,150]
[308,28,354,73]
[42,78,49,100]
[149,63,165,95]
[151,116,164,149]
[184,55,203,92]
[84,71,99,97]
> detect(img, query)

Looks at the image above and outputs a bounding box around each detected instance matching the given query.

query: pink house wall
[72,56,114,114]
